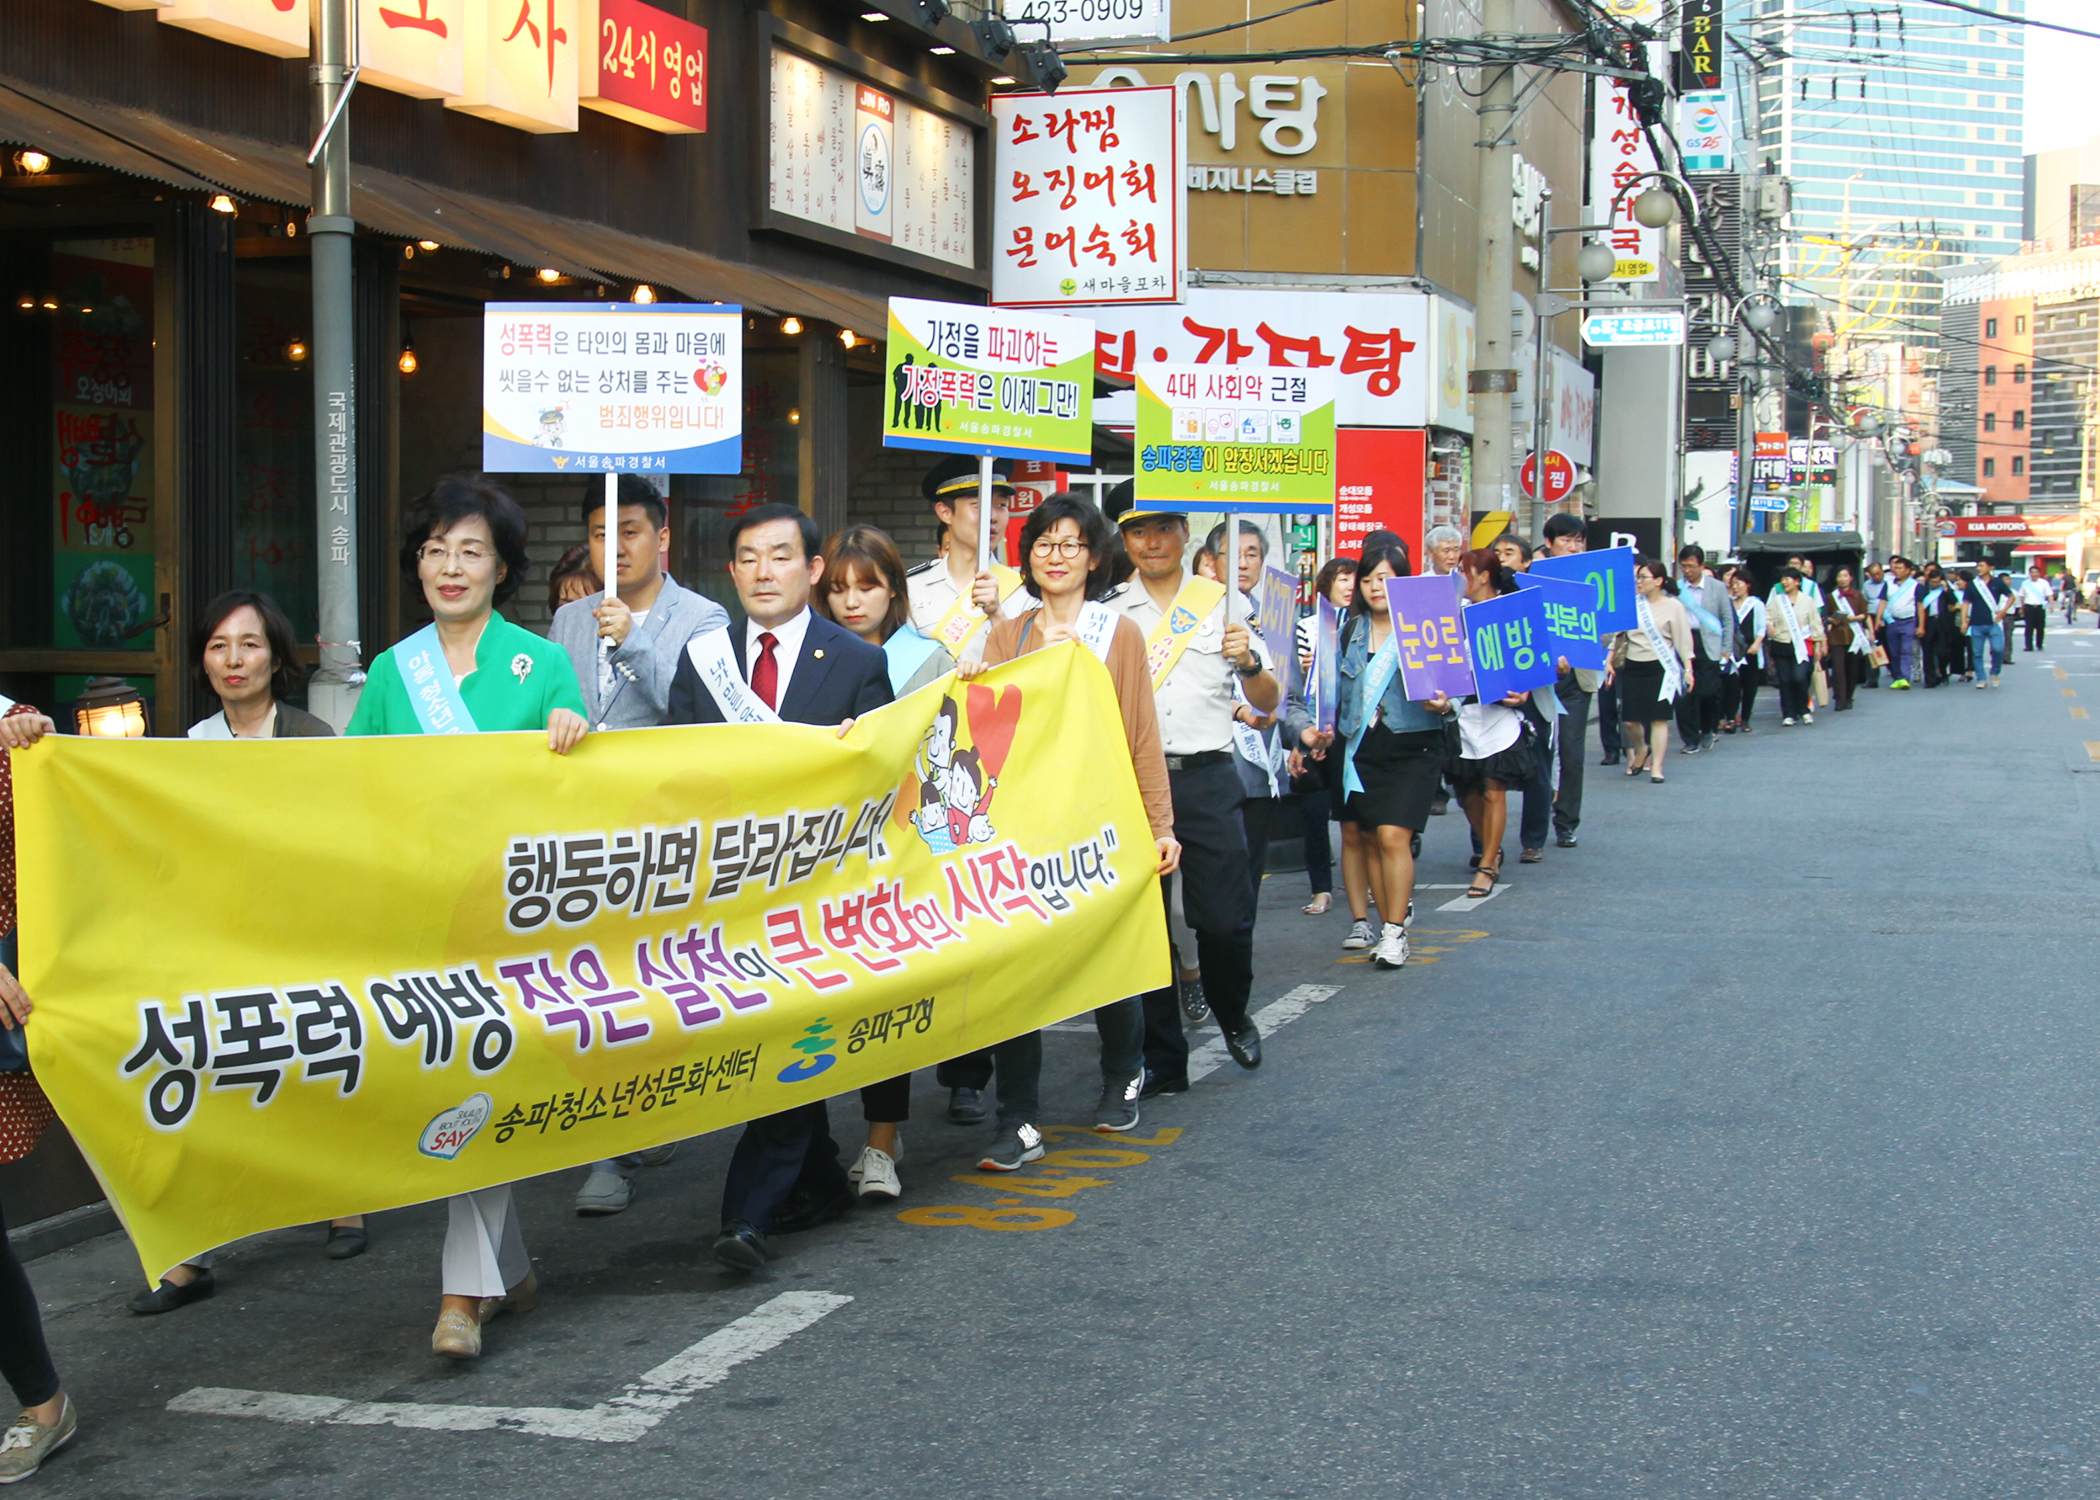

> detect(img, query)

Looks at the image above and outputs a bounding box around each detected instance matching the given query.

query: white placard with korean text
[769,48,975,270]
[993,86,1182,309]
[1089,288,1429,427]
[1587,74,1663,282]
[482,303,743,475]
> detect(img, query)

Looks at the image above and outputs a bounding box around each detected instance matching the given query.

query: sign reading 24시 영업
[1133,362,1336,514]
[12,648,1169,1282]
[883,297,1096,463]
[481,302,743,475]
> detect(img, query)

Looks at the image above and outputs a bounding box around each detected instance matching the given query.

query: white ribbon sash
[397,623,481,736]
[1635,594,1684,703]
[1075,602,1119,665]
[882,625,944,696]
[684,628,781,725]
[1887,578,1918,620]
[1343,621,1406,797]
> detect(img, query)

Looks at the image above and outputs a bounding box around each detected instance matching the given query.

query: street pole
[1529,188,1552,541]
[1470,0,1517,535]
[309,0,362,728]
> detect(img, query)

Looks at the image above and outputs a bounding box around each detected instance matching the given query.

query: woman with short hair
[1609,556,1696,779]
[1764,566,1826,725]
[975,494,1178,1141]
[187,591,334,741]
[347,474,587,1360]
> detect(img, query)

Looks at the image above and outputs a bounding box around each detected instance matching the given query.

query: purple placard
[1385,574,1476,700]
[1310,597,1340,734]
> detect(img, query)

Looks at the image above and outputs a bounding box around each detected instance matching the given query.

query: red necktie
[751,631,779,709]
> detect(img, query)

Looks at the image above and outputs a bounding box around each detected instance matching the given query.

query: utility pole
[308,0,362,728]
[1470,0,1518,530]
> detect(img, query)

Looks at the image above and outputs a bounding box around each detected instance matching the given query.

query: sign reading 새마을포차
[1133,362,1336,513]
[482,302,742,474]
[882,298,1095,463]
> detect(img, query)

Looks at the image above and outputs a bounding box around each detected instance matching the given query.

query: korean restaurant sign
[993,86,1182,309]
[449,0,580,134]
[1587,75,1663,282]
[581,0,707,132]
[1134,361,1336,513]
[481,302,743,474]
[882,298,1095,464]
[359,0,466,99]
[769,46,975,270]
[1092,289,1429,428]
[158,0,308,57]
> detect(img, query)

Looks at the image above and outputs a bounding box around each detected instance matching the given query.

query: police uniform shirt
[906,556,1028,661]
[1109,571,1243,757]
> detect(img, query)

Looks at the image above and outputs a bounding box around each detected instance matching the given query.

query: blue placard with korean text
[1513,571,1607,672]
[1527,546,1636,634]
[1462,589,1559,702]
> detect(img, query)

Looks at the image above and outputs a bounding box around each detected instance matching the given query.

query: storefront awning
[0,76,886,336]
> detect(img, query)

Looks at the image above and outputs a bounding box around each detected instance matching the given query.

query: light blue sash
[1343,624,1405,797]
[883,625,944,696]
[396,623,480,736]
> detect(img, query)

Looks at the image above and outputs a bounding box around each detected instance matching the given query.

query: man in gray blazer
[549,475,729,732]
[548,475,727,1214]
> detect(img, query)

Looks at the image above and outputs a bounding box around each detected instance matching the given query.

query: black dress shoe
[770,1185,855,1235]
[946,1086,987,1125]
[1225,1024,1262,1070]
[324,1226,368,1260]
[712,1222,767,1272]
[1600,749,1622,766]
[1138,1068,1189,1099]
[128,1269,215,1315]
[1555,831,1578,848]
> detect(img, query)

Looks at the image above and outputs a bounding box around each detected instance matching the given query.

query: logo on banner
[418,1094,494,1161]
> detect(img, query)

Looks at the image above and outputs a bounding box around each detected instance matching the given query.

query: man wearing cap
[1107,487,1277,1091]
[906,456,1029,665]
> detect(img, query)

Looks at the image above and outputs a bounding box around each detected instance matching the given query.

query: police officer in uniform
[912,456,1031,1125]
[1106,484,1277,1091]
[906,456,1030,664]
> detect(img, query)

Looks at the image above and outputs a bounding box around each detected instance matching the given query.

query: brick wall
[845,444,942,564]
[509,476,594,634]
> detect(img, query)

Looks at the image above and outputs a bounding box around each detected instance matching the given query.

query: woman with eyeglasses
[972,494,1178,1138]
[346,475,587,1361]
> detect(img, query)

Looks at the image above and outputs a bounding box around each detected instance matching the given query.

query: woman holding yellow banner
[814,523,956,1201]
[346,476,587,1361]
[974,494,1178,1146]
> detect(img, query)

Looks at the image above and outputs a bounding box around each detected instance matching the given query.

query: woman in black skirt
[1449,550,1547,894]
[1323,542,1453,970]
[1608,556,1696,783]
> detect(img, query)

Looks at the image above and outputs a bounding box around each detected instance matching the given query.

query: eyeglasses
[418,542,494,567]
[1030,539,1089,559]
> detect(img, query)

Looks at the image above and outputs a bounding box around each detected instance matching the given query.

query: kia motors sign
[1942,514,2080,539]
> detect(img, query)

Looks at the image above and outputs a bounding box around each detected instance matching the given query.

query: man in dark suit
[665,503,894,1272]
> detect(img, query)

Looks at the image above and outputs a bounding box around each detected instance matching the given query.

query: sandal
[1301,892,1332,916]
[1466,861,1500,898]
[1624,753,1648,776]
[1650,768,1666,784]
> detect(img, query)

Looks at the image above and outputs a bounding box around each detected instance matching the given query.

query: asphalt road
[19,631,2100,1498]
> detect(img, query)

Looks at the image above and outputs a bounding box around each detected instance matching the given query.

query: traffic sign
[1581,309,1686,347]
[1519,448,1577,502]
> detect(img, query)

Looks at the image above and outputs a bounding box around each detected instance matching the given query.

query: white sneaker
[1342,918,1375,950]
[1976,679,1989,689]
[1371,923,1409,969]
[847,1134,901,1183]
[1802,712,1814,723]
[1781,716,1796,725]
[852,1146,903,1200]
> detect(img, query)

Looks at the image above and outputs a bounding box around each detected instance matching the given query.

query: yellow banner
[12,647,1168,1281]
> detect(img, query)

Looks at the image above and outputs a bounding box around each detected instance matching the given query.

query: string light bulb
[781,316,803,336]
[208,193,237,214]
[631,284,657,304]
[417,239,439,251]
[398,340,418,376]
[13,150,51,175]
[536,267,562,283]
[286,337,308,364]
[839,328,857,349]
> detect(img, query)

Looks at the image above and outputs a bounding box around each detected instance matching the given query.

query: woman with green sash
[347,475,586,1359]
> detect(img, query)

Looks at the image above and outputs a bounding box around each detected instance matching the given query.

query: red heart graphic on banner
[965,683,1023,779]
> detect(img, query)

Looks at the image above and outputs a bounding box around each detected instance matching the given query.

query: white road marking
[1436,882,1509,912]
[168,1289,851,1444]
[1186,983,1342,1082]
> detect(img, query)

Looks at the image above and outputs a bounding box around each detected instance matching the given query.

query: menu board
[769,47,974,269]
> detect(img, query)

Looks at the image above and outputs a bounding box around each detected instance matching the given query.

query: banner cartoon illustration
[12,647,1169,1281]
